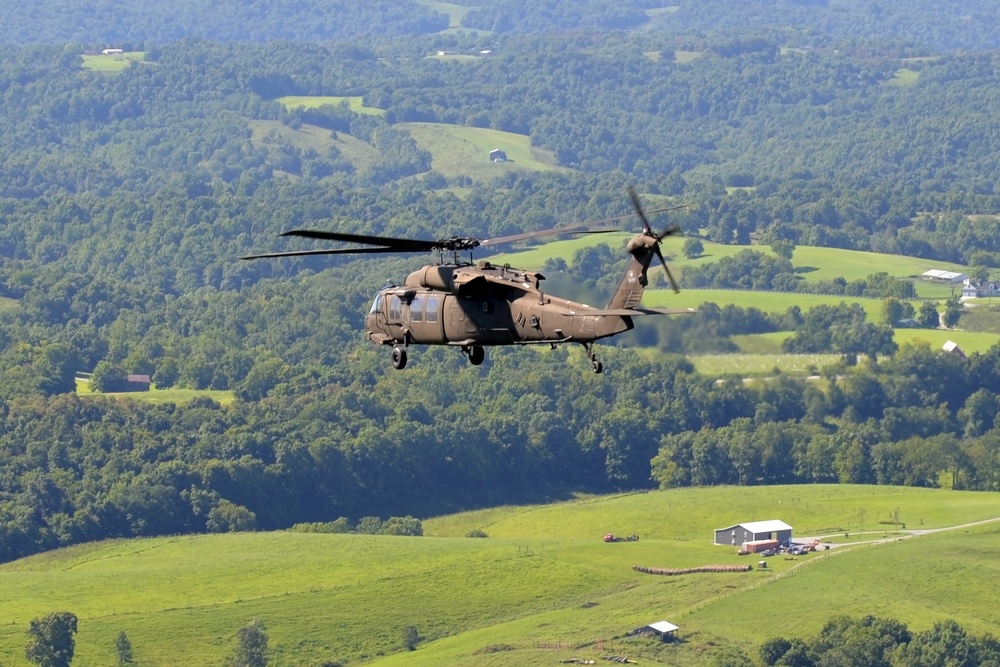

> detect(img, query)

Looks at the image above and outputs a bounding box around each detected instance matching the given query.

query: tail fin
[605,236,657,310]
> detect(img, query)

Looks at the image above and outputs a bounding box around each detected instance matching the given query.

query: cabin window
[389,296,402,322]
[410,296,424,323]
[369,294,384,314]
[426,296,439,323]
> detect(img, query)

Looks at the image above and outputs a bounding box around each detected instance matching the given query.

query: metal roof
[741,519,792,533]
[922,269,966,281]
[717,519,792,534]
[647,621,679,633]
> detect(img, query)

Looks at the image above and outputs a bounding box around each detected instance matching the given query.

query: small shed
[123,374,152,392]
[942,341,966,359]
[714,519,793,547]
[489,148,507,162]
[632,620,679,642]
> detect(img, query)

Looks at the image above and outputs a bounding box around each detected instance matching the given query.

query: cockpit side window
[410,295,424,322]
[370,293,384,314]
[389,296,402,322]
[426,296,439,323]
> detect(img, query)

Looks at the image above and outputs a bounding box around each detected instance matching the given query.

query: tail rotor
[627,186,684,293]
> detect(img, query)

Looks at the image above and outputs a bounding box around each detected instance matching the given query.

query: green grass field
[2,486,999,667]
[419,1,472,29]
[487,234,995,373]
[642,288,900,321]
[397,122,569,182]
[674,50,704,64]
[250,119,382,173]
[488,235,965,299]
[890,68,921,86]
[81,52,147,72]
[684,353,840,376]
[75,379,235,406]
[276,95,386,117]
[723,328,998,360]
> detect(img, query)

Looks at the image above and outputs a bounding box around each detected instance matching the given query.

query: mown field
[417,1,472,30]
[488,234,965,299]
[80,52,147,72]
[487,234,996,375]
[75,379,235,406]
[276,95,386,117]
[398,122,569,181]
[2,486,999,666]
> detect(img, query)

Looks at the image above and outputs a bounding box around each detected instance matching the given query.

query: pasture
[685,352,839,376]
[75,379,235,406]
[642,288,897,321]
[488,234,965,299]
[250,119,382,173]
[418,1,473,30]
[81,52,146,73]
[2,486,999,666]
[397,122,568,181]
[276,95,386,117]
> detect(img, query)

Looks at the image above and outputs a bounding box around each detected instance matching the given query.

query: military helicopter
[243,187,693,373]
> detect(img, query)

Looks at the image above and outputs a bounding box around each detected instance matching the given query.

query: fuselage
[365,261,632,347]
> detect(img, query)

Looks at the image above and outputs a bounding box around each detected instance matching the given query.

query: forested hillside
[0,7,999,565]
[7,0,1000,51]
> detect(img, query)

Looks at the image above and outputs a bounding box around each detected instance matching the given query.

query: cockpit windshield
[369,293,384,313]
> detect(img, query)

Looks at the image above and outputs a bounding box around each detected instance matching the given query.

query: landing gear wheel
[468,345,485,366]
[581,342,603,374]
[391,346,407,370]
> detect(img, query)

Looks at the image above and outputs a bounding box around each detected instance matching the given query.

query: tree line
[3,339,1000,564]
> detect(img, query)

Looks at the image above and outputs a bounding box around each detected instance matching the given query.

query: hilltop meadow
[1,485,999,666]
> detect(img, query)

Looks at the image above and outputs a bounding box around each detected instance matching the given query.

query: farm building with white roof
[922,269,967,283]
[714,519,793,547]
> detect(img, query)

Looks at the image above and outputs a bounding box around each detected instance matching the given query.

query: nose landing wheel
[391,346,407,370]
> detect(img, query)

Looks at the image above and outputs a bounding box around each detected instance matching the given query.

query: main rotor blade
[480,223,622,248]
[280,229,440,252]
[241,247,405,260]
[628,186,652,234]
[653,245,680,293]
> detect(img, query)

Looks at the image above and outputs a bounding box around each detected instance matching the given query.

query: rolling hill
[397,122,569,181]
[2,486,999,666]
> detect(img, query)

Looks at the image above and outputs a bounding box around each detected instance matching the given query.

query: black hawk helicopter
[243,187,693,373]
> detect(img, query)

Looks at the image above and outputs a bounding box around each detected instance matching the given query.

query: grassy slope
[489,235,964,299]
[75,379,235,406]
[3,487,998,666]
[397,122,567,182]
[418,1,473,29]
[250,119,382,173]
[488,234,998,374]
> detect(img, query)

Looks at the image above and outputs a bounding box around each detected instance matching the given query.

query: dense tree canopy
[0,21,999,564]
